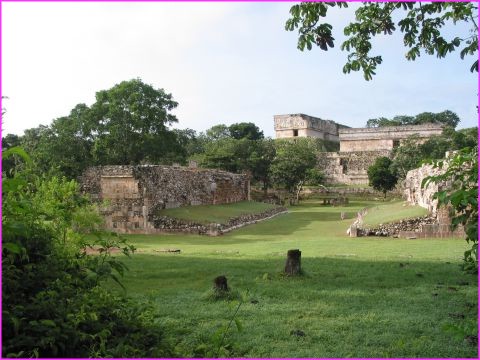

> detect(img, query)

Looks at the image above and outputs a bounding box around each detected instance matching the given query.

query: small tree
[367,157,398,198]
[270,139,322,204]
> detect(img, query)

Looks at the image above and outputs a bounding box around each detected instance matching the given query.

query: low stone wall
[151,206,288,235]
[358,215,437,237]
[357,215,465,239]
[80,165,250,233]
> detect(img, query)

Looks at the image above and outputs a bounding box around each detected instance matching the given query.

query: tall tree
[286,2,478,80]
[88,78,178,165]
[270,139,322,204]
[228,122,264,140]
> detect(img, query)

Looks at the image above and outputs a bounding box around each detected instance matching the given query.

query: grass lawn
[157,200,279,224]
[112,200,477,358]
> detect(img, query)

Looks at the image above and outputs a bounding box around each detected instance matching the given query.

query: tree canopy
[367,157,398,197]
[286,2,478,80]
[270,139,323,203]
[366,110,461,128]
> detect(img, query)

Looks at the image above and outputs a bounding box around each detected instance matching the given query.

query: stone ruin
[318,123,444,185]
[80,165,250,234]
[274,113,349,141]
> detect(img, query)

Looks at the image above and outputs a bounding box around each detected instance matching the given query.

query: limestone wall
[339,123,444,152]
[404,163,445,214]
[274,114,347,141]
[80,165,250,233]
[317,150,391,185]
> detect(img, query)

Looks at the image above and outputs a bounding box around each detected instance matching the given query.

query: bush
[2,148,173,357]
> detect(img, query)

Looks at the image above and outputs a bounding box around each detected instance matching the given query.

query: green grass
[362,200,429,226]
[110,199,477,358]
[157,200,279,224]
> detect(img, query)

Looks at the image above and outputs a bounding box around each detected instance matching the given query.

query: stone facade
[314,123,444,185]
[339,123,444,152]
[402,158,465,238]
[404,163,444,214]
[274,114,348,141]
[80,165,250,234]
[318,150,391,185]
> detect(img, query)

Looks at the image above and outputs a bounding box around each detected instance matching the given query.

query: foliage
[366,110,460,128]
[88,78,178,165]
[367,157,398,198]
[2,149,172,357]
[2,79,183,179]
[200,137,277,190]
[270,139,322,204]
[286,2,478,80]
[423,146,478,273]
[228,122,264,141]
[391,127,478,179]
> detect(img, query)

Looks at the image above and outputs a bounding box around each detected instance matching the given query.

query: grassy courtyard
[114,200,477,358]
[157,200,279,224]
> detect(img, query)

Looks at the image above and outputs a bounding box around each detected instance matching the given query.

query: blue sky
[2,2,478,138]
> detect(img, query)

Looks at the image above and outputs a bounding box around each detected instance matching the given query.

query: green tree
[270,139,321,204]
[286,2,478,80]
[205,124,231,141]
[89,78,178,165]
[391,127,478,179]
[2,133,22,176]
[367,157,398,198]
[366,110,461,128]
[201,137,239,172]
[391,135,424,179]
[228,122,264,140]
[247,138,276,192]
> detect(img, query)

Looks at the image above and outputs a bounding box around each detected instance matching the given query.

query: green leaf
[234,318,243,332]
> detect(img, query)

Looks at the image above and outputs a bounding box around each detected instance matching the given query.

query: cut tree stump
[284,249,302,276]
[213,275,229,292]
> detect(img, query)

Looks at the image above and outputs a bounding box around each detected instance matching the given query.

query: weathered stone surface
[317,150,392,185]
[314,124,443,185]
[404,163,446,214]
[80,165,250,233]
[274,113,348,141]
[357,214,465,239]
[358,215,437,237]
[339,123,444,152]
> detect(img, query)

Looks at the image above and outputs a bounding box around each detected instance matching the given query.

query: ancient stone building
[318,123,444,184]
[339,123,444,152]
[80,165,250,234]
[274,114,348,140]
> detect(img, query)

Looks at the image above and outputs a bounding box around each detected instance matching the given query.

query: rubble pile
[358,215,437,237]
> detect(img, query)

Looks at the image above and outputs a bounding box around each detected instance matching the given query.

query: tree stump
[284,249,302,276]
[213,275,229,292]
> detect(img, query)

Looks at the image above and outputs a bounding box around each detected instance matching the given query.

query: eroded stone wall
[317,150,391,184]
[274,114,348,141]
[80,165,250,233]
[339,123,444,152]
[404,163,444,213]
